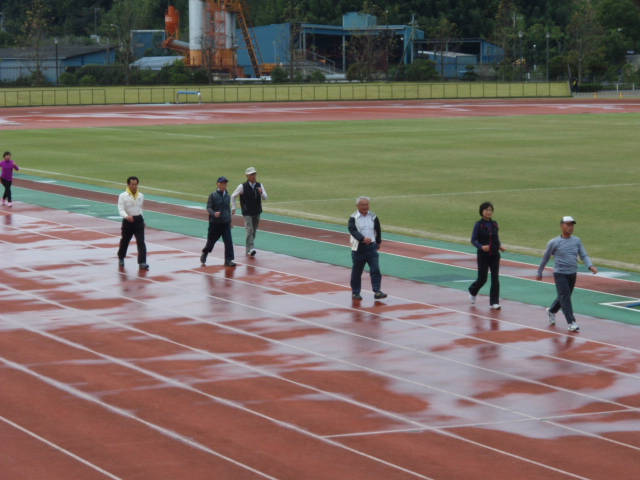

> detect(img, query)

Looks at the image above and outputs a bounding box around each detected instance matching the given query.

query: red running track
[2,200,640,480]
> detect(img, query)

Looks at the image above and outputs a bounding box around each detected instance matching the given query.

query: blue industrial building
[235,12,425,77]
[0,45,114,84]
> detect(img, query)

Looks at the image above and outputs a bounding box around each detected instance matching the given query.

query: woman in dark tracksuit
[468,201,506,309]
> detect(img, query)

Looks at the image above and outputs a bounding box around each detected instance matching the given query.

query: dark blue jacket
[207,190,232,224]
[471,219,501,255]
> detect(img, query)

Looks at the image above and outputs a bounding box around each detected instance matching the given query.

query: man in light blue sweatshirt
[536,216,598,332]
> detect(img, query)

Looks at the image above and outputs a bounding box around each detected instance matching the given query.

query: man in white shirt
[231,167,268,256]
[117,176,148,269]
[348,196,387,300]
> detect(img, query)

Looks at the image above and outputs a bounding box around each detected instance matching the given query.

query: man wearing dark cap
[200,177,236,267]
[231,167,268,256]
[536,216,598,332]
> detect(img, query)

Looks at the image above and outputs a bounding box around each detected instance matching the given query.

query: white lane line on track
[0,415,124,480]
[0,277,600,480]
[0,356,284,480]
[13,182,640,286]
[3,217,640,453]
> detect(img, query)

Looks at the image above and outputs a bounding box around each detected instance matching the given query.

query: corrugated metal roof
[0,45,112,60]
[132,56,185,70]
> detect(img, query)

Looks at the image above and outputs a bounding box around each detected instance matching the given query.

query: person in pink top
[1,151,19,207]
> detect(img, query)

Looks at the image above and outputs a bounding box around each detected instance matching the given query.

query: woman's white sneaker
[546,308,556,325]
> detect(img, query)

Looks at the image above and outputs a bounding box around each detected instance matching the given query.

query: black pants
[550,272,577,324]
[469,252,501,305]
[1,178,12,202]
[202,222,234,263]
[117,215,147,264]
[350,243,381,295]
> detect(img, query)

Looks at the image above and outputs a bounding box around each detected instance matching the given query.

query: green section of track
[14,175,640,326]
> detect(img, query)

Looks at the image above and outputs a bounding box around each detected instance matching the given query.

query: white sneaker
[7,202,12,207]
[490,304,501,310]
[546,308,556,325]
[1,199,4,205]
[568,322,580,332]
[469,294,476,305]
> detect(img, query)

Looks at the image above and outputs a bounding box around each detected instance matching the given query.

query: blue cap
[217,176,228,183]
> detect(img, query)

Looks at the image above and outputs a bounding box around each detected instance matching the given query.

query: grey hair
[356,196,370,205]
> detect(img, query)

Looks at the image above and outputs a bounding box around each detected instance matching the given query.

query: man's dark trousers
[550,272,577,324]
[350,243,381,295]
[117,215,147,264]
[203,222,234,263]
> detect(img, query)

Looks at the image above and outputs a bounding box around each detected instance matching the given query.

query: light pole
[111,24,121,52]
[546,32,550,82]
[54,37,59,86]
[385,10,389,80]
[518,31,523,81]
[94,8,101,42]
[533,44,536,78]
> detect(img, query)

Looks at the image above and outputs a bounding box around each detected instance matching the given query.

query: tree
[344,2,392,81]
[492,0,518,80]
[428,18,460,80]
[20,0,51,86]
[106,0,147,85]
[567,0,603,83]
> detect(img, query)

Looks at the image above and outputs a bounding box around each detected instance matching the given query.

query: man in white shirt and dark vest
[231,167,268,256]
[348,196,387,301]
[117,176,149,269]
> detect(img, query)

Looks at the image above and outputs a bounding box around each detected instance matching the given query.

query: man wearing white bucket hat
[536,216,598,332]
[231,167,268,256]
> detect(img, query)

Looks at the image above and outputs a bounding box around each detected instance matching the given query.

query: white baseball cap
[562,216,576,224]
[245,167,257,175]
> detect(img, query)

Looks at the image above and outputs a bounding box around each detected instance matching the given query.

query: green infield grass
[5,111,639,269]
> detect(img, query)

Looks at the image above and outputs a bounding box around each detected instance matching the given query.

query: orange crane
[163,0,274,78]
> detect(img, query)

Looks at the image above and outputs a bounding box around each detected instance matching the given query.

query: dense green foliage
[0,0,638,42]
[1,0,638,84]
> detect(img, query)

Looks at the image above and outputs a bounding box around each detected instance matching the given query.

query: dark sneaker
[118,258,125,267]
[374,291,388,299]
[352,293,363,300]
[250,249,257,256]
[200,252,207,265]
[139,263,149,270]
[225,261,236,267]
[568,322,580,332]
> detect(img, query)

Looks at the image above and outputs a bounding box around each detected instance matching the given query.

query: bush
[461,65,478,82]
[170,73,188,85]
[271,66,289,83]
[292,69,304,83]
[405,59,439,81]
[346,63,375,82]
[577,83,604,92]
[129,69,159,85]
[191,69,210,84]
[79,75,97,86]
[309,70,326,83]
[59,72,77,86]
